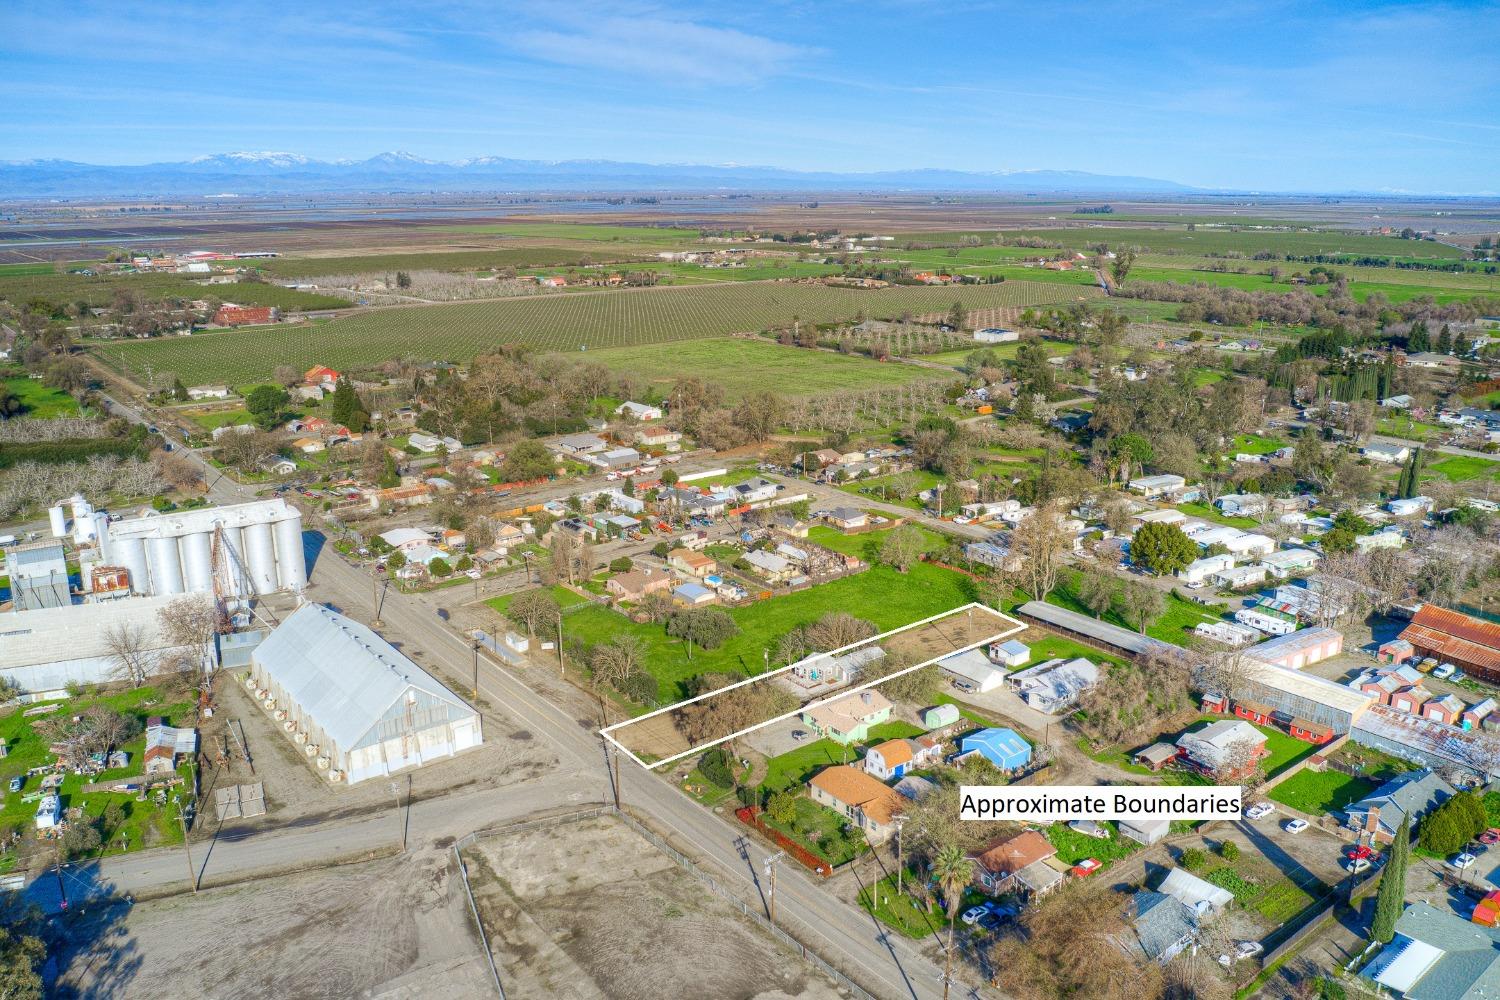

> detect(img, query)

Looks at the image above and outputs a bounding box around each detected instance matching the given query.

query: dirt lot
[53,850,494,998]
[463,813,850,1000]
[195,676,555,840]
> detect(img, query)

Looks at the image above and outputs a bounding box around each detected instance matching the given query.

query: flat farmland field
[94,278,1083,385]
[554,338,942,399]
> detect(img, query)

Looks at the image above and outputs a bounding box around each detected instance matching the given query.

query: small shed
[923,704,961,730]
[1232,699,1275,726]
[1133,743,1179,771]
[989,639,1031,668]
[1378,638,1415,665]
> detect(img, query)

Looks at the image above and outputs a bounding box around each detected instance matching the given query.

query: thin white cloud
[508,16,811,82]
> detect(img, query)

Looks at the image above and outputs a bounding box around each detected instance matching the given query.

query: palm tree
[931,844,974,1000]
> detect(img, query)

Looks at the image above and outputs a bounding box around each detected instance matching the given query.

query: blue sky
[3,1,1498,193]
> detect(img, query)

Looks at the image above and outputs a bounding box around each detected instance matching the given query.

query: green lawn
[2,377,80,419]
[1376,415,1445,443]
[1232,433,1286,455]
[859,870,944,939]
[486,584,593,617]
[1046,568,1219,645]
[1176,501,1261,529]
[0,686,193,864]
[1424,456,1500,482]
[186,407,254,431]
[759,720,924,794]
[1268,770,1378,816]
[914,339,1078,367]
[1017,634,1123,671]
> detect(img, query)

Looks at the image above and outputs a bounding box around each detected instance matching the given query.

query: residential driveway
[744,717,817,759]
[950,682,1061,737]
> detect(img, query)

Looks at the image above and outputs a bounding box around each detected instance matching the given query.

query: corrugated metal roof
[1016,601,1168,656]
[0,595,193,670]
[251,603,471,750]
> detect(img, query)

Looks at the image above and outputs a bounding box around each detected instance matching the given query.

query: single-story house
[668,548,717,577]
[606,567,674,602]
[379,527,433,553]
[808,764,905,844]
[144,722,198,775]
[186,384,231,400]
[1128,474,1187,498]
[1179,554,1235,586]
[958,727,1031,770]
[1389,496,1434,518]
[969,830,1059,897]
[801,689,893,745]
[1363,442,1411,464]
[1175,720,1269,779]
[1159,867,1234,914]
[1258,547,1321,578]
[1006,657,1099,714]
[635,426,682,448]
[1344,769,1456,843]
[1216,494,1266,517]
[743,549,794,582]
[615,401,663,421]
[1363,902,1500,998]
[1379,394,1414,410]
[825,508,868,531]
[597,447,641,469]
[1215,564,1269,590]
[864,736,941,781]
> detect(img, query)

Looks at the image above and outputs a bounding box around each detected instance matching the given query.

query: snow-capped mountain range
[0,151,1198,197]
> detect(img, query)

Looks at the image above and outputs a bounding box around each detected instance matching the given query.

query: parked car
[7,776,20,793]
[1453,852,1478,870]
[1345,857,1372,875]
[1245,803,1275,820]
[1479,828,1500,846]
[1433,662,1457,680]
[1346,845,1380,862]
[789,730,810,743]
[961,906,988,926]
[1284,819,1309,834]
[1071,858,1103,878]
[1235,941,1265,959]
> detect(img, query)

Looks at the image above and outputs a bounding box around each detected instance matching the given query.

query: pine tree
[1438,324,1454,356]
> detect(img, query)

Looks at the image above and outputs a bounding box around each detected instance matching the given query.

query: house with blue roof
[959,727,1031,770]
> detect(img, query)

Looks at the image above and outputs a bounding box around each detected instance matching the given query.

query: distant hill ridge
[0,151,1198,197]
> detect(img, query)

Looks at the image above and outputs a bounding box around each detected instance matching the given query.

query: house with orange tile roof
[668,548,717,578]
[808,765,905,843]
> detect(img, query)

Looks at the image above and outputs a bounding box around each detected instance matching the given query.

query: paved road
[767,473,991,542]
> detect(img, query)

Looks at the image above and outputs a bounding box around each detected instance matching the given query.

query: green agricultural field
[251,245,655,279]
[94,279,1083,386]
[0,271,347,311]
[2,377,80,418]
[549,338,938,400]
[915,339,1078,367]
[995,226,1470,260]
[430,221,706,243]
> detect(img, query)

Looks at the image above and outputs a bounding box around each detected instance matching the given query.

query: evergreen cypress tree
[1371,815,1410,944]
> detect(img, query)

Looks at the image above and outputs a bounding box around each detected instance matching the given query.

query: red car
[1071,858,1103,878]
[1480,828,1500,846]
[1346,845,1380,862]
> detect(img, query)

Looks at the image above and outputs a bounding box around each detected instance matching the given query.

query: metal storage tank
[180,531,214,594]
[113,536,150,596]
[243,521,278,595]
[147,535,185,595]
[90,512,112,559]
[219,525,251,597]
[273,511,306,590]
[47,505,67,538]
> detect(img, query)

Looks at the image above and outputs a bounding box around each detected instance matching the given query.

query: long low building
[1352,703,1500,780]
[1399,604,1500,685]
[0,595,215,691]
[1015,601,1170,657]
[248,603,481,784]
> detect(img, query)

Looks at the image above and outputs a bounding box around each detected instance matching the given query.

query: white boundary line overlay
[600,601,1026,771]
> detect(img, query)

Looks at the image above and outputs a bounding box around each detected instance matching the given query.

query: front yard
[760,796,867,867]
[758,721,924,794]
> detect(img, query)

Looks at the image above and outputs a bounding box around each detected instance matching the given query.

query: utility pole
[763,851,786,926]
[556,615,564,677]
[390,780,407,852]
[894,814,906,896]
[522,551,533,585]
[371,568,384,628]
[471,638,480,703]
[176,800,198,893]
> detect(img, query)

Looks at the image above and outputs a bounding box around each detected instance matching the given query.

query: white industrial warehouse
[246,604,481,784]
[0,595,216,691]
